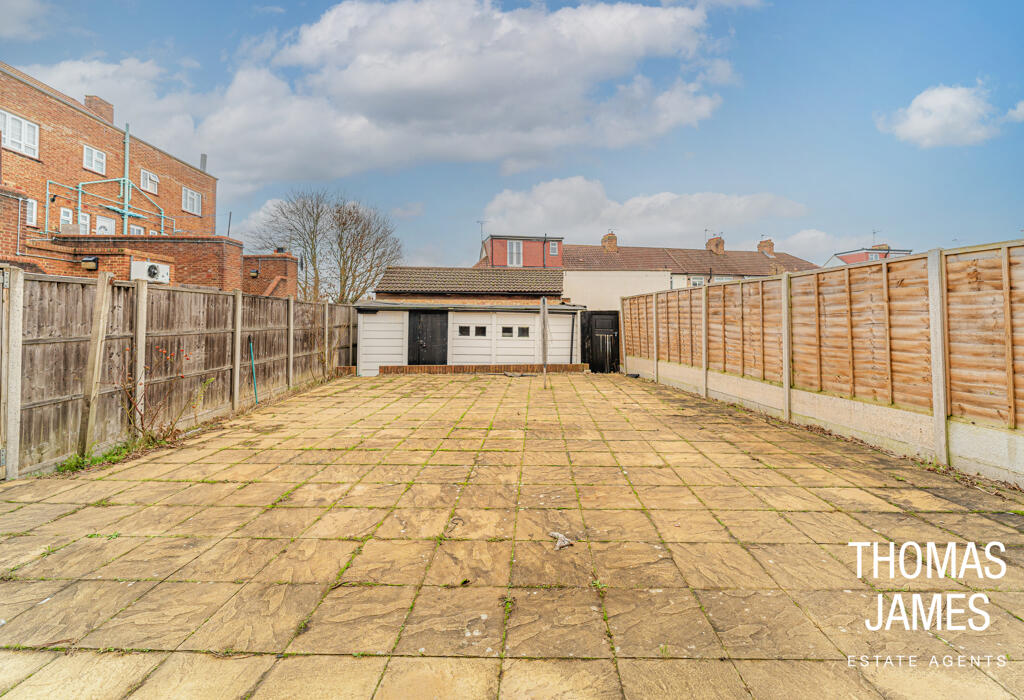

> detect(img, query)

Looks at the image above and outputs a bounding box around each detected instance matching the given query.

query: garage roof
[376,267,563,294]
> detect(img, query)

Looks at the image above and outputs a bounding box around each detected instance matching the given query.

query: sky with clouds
[2,0,1022,265]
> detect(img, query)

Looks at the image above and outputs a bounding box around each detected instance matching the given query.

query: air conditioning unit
[130,260,170,284]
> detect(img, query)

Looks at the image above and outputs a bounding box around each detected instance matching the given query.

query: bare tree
[329,202,403,303]
[253,189,336,301]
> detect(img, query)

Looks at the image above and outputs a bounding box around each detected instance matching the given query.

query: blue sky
[3,0,1022,265]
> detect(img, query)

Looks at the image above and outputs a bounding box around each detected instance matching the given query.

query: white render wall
[563,270,671,311]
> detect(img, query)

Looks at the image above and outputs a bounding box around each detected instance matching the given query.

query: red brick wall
[484,238,563,268]
[0,63,216,239]
[242,253,298,297]
[55,234,240,290]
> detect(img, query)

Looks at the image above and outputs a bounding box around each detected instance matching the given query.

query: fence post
[133,280,148,429]
[78,272,113,456]
[700,285,709,398]
[323,303,330,375]
[927,249,950,466]
[348,304,355,367]
[781,272,792,422]
[3,267,24,479]
[618,297,627,374]
[287,296,295,388]
[652,292,660,383]
[231,290,242,412]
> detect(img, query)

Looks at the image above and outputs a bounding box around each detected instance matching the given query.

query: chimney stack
[705,235,725,255]
[601,231,618,252]
[84,95,113,123]
[757,238,775,257]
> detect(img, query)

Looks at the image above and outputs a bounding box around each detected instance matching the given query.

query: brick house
[475,231,817,310]
[0,61,295,296]
[823,243,912,268]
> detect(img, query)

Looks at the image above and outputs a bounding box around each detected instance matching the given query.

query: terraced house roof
[560,245,817,275]
[376,267,563,294]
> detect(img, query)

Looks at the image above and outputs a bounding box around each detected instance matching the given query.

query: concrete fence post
[231,290,242,412]
[287,296,295,387]
[78,272,113,456]
[781,272,792,422]
[133,280,148,429]
[700,285,709,398]
[619,297,627,374]
[3,267,24,479]
[927,249,950,466]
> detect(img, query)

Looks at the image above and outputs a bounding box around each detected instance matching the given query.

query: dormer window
[549,241,558,255]
[507,240,522,267]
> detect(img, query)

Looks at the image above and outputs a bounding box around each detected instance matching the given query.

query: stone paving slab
[1,374,1023,697]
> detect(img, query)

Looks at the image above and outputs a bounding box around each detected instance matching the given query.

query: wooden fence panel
[657,292,669,361]
[946,246,1013,425]
[294,301,322,384]
[818,269,852,396]
[145,287,234,431]
[762,279,783,382]
[790,274,820,392]
[887,257,932,410]
[723,285,741,375]
[240,295,289,408]
[848,264,889,402]
[1011,246,1024,426]
[18,277,95,468]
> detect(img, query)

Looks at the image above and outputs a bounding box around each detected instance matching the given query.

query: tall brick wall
[242,253,298,297]
[55,234,242,290]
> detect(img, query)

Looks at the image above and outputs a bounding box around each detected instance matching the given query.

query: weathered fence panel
[2,269,358,478]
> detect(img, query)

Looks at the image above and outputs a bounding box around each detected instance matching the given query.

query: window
[25,199,37,227]
[474,326,487,337]
[458,326,470,336]
[549,241,558,256]
[691,277,705,287]
[182,187,202,216]
[517,326,530,338]
[713,276,731,282]
[501,326,513,338]
[0,109,39,158]
[868,252,880,261]
[79,212,90,235]
[140,169,159,195]
[83,145,106,175]
[60,208,73,226]
[129,224,144,236]
[507,239,522,267]
[149,229,159,236]
[95,215,116,236]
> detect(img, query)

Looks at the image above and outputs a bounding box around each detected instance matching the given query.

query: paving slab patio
[1,373,1023,697]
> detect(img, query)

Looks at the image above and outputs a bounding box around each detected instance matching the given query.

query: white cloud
[391,202,424,219]
[234,197,284,244]
[482,176,807,248]
[18,0,745,194]
[1007,101,1024,123]
[0,0,50,39]
[737,228,874,265]
[876,84,1001,147]
[254,4,285,13]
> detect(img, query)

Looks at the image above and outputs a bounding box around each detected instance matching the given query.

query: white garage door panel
[547,314,573,364]
[493,314,537,364]
[450,312,494,364]
[358,311,406,376]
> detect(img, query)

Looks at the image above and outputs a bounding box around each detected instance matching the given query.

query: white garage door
[357,311,406,376]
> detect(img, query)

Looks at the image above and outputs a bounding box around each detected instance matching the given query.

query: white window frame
[507,239,522,267]
[129,224,144,236]
[549,241,558,256]
[182,187,202,216]
[690,277,705,287]
[713,276,731,282]
[95,215,116,236]
[0,109,39,158]
[140,169,159,195]
[24,199,38,227]
[83,145,107,175]
[60,207,74,226]
[79,212,90,235]
[868,252,880,261]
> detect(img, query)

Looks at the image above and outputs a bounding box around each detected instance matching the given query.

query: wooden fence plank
[78,273,112,455]
[1003,245,1016,429]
